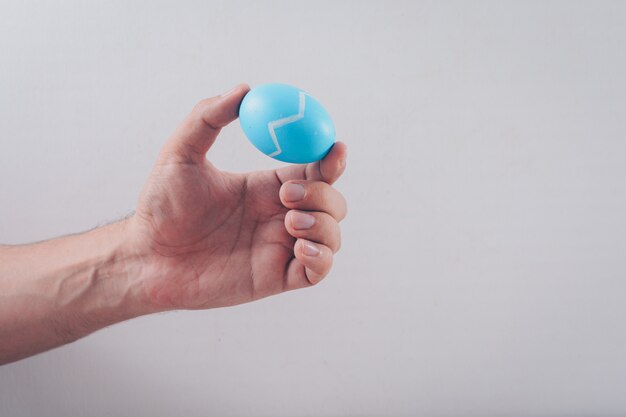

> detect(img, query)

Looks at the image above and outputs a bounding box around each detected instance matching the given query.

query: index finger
[275,141,348,185]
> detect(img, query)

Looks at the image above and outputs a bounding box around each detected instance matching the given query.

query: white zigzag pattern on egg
[266,91,307,157]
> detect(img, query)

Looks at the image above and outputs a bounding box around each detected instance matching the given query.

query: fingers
[281,179,346,289]
[162,83,251,163]
[285,239,334,287]
[278,144,347,290]
[279,180,347,221]
[285,210,341,252]
[275,141,348,185]
[297,239,333,284]
[316,141,348,184]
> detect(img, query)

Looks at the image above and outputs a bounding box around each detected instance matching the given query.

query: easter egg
[238,83,336,164]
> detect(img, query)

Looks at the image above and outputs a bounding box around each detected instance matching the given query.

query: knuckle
[193,98,213,114]
[338,193,348,220]
[324,252,334,273]
[333,228,342,253]
[307,274,321,286]
[312,182,332,206]
[323,214,342,252]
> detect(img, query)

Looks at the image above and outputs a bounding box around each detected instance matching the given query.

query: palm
[135,158,301,309]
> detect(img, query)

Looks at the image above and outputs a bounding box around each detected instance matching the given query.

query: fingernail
[302,241,320,257]
[283,183,306,202]
[220,85,239,98]
[291,212,316,230]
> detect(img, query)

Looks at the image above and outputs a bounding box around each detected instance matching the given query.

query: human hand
[129,84,347,311]
[0,83,347,363]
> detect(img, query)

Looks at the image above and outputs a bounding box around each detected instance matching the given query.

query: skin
[0,84,347,365]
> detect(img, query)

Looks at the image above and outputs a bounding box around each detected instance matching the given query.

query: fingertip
[333,141,348,158]
[195,83,250,128]
[220,83,251,99]
[279,181,306,207]
[217,83,251,119]
[320,141,348,184]
[284,210,342,253]
[299,239,321,257]
[334,141,348,175]
[295,239,333,285]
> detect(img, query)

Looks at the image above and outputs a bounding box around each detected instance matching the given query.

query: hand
[129,84,348,311]
[0,83,347,363]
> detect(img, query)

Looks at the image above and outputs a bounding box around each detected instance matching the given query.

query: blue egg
[238,83,336,164]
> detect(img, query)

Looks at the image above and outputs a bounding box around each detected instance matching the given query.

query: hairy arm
[0,219,153,364]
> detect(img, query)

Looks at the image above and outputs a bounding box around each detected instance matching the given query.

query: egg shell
[238,83,336,164]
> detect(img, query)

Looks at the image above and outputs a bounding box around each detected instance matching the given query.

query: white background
[1,1,626,415]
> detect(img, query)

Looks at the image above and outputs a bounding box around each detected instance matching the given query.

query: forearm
[0,219,153,365]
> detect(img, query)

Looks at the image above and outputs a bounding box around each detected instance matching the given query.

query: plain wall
[1,1,626,415]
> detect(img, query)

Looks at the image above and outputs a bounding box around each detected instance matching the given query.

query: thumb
[163,83,250,162]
